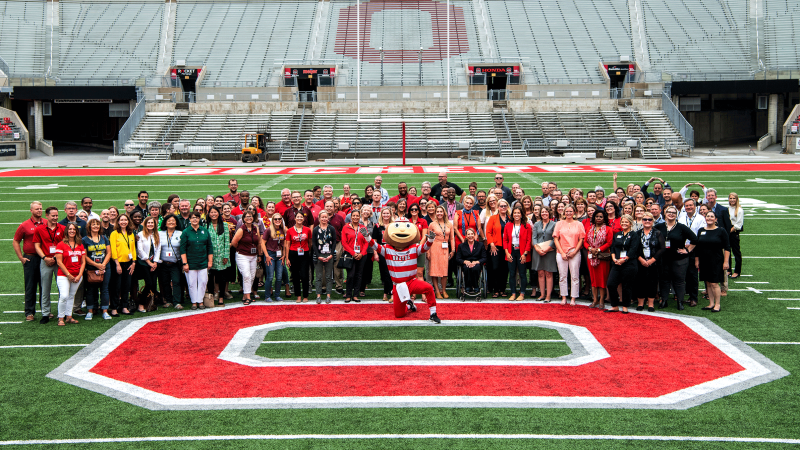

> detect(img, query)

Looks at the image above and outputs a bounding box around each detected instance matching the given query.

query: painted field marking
[787,307,800,310]
[0,434,799,446]
[747,287,763,294]
[0,322,22,324]
[735,281,769,284]
[262,339,567,344]
[728,289,800,292]
[746,178,800,184]
[3,311,24,313]
[744,342,800,345]
[742,256,800,259]
[767,298,800,301]
[250,174,294,196]
[0,344,89,349]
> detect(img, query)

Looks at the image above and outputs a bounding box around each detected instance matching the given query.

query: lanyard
[687,213,696,230]
[640,230,651,247]
[122,233,132,251]
[47,225,58,243]
[166,231,177,254]
[513,224,521,239]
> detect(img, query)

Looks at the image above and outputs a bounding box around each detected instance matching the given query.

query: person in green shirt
[205,207,231,306]
[180,212,213,309]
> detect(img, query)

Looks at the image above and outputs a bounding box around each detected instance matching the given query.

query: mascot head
[384,217,420,250]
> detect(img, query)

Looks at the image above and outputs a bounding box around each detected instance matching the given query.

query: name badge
[71,256,79,263]
[665,241,671,249]
[354,245,360,253]
[297,248,304,256]
[322,244,330,253]
[700,230,706,236]
[276,250,282,258]
[643,247,651,258]
[49,246,56,254]
[250,247,257,254]
[128,253,133,260]
[588,253,593,259]
[620,250,627,258]
[442,242,448,249]
[165,250,173,258]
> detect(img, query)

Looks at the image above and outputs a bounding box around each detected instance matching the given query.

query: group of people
[12,172,743,326]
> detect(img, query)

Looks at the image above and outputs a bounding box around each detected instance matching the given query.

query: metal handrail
[661,92,694,148]
[0,56,9,76]
[117,99,146,154]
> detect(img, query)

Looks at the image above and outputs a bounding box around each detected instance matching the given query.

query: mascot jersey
[369,237,432,284]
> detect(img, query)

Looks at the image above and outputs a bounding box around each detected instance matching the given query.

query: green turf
[1,168,799,448]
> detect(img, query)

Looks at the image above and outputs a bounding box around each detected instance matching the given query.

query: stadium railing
[0,56,9,76]
[661,92,694,149]
[117,99,146,155]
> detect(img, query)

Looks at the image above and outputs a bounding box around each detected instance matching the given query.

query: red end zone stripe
[2,163,800,177]
[90,304,743,399]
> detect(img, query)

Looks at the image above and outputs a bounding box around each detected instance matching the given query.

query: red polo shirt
[33,223,66,257]
[275,200,293,215]
[14,218,43,254]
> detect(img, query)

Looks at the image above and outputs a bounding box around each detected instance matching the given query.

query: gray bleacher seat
[0,0,47,75]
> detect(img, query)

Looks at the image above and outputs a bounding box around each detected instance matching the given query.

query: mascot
[360,217,441,323]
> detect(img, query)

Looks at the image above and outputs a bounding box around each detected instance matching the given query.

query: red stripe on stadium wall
[1,163,799,177]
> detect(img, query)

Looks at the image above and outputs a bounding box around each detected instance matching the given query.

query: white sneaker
[102,312,112,320]
[85,312,93,320]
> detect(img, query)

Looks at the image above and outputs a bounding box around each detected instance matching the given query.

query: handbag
[86,269,104,283]
[597,252,612,261]
[337,252,354,270]
[203,292,216,308]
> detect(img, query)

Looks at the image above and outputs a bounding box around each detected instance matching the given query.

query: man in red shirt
[304,190,322,220]
[222,178,241,206]
[315,185,335,209]
[410,181,440,207]
[388,181,419,205]
[33,207,65,324]
[230,191,251,216]
[283,190,313,228]
[275,188,293,215]
[13,201,44,321]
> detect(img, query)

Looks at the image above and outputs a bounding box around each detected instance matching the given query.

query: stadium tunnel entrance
[10,86,136,153]
[284,66,336,102]
[468,65,521,100]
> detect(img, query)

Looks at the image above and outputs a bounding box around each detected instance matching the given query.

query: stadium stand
[485,0,633,84]
[173,0,319,86]
[59,0,166,81]
[0,0,47,76]
[763,0,800,69]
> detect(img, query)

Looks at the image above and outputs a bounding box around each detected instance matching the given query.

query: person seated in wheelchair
[455,228,486,294]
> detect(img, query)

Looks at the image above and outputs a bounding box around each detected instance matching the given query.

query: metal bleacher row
[122,110,687,160]
[0,0,47,76]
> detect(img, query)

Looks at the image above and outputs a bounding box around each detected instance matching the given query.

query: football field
[1,164,799,448]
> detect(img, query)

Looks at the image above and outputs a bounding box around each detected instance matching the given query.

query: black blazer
[712,203,733,236]
[634,228,666,261]
[610,230,640,266]
[455,241,487,266]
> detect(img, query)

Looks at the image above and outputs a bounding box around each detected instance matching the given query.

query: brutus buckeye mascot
[360,217,441,323]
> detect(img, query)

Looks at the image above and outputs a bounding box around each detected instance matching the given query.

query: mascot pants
[393,279,436,318]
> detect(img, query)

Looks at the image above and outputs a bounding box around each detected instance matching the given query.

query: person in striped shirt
[360,217,441,323]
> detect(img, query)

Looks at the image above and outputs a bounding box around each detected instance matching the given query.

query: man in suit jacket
[706,188,732,295]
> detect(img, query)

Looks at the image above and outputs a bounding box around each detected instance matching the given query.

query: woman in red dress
[584,209,613,308]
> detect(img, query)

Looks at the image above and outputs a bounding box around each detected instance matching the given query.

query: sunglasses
[642,218,653,222]
[499,205,508,208]
[124,203,134,207]
[273,218,282,221]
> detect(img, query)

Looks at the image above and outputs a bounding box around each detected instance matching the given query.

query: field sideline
[0,165,798,449]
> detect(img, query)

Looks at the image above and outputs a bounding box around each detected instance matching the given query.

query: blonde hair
[140,216,160,246]
[620,214,635,229]
[269,213,286,236]
[729,192,741,215]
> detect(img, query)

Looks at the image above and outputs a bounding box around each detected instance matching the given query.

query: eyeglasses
[666,211,677,215]
[499,205,508,208]
[642,218,653,222]
[124,203,134,207]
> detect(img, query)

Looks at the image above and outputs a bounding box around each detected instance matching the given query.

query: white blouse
[729,206,744,231]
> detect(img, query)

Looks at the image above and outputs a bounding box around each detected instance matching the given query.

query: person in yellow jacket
[109,214,137,316]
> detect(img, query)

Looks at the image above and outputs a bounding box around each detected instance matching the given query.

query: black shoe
[110,312,120,317]
[658,300,668,308]
[406,301,417,313]
[701,306,714,310]
[677,301,685,311]
[429,313,441,324]
[335,288,344,295]
[39,316,50,324]
[636,306,644,311]
[121,310,134,315]
[647,307,655,312]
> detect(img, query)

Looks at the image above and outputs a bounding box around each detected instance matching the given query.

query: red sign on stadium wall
[48,303,787,410]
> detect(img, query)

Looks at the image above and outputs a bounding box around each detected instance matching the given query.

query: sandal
[66,317,79,324]
[198,304,206,310]
[58,319,66,326]
[243,300,251,306]
[218,300,225,306]
[730,273,740,279]
[191,304,198,310]
[175,304,184,310]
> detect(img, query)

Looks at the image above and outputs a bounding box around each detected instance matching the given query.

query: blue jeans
[85,266,111,310]
[264,250,284,299]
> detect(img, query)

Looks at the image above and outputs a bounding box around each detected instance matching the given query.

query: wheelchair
[455,263,488,301]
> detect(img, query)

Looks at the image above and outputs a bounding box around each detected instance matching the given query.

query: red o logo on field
[333,0,469,63]
[49,304,787,410]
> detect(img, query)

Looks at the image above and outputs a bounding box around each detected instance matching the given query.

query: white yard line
[744,342,800,345]
[0,434,798,446]
[0,322,22,324]
[787,307,800,310]
[0,344,88,349]
[767,298,800,301]
[262,339,566,344]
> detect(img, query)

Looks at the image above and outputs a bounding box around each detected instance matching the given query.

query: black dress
[695,227,730,283]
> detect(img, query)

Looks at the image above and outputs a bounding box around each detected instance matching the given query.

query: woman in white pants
[179,212,214,309]
[54,223,86,326]
[553,204,585,305]
[231,211,262,305]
